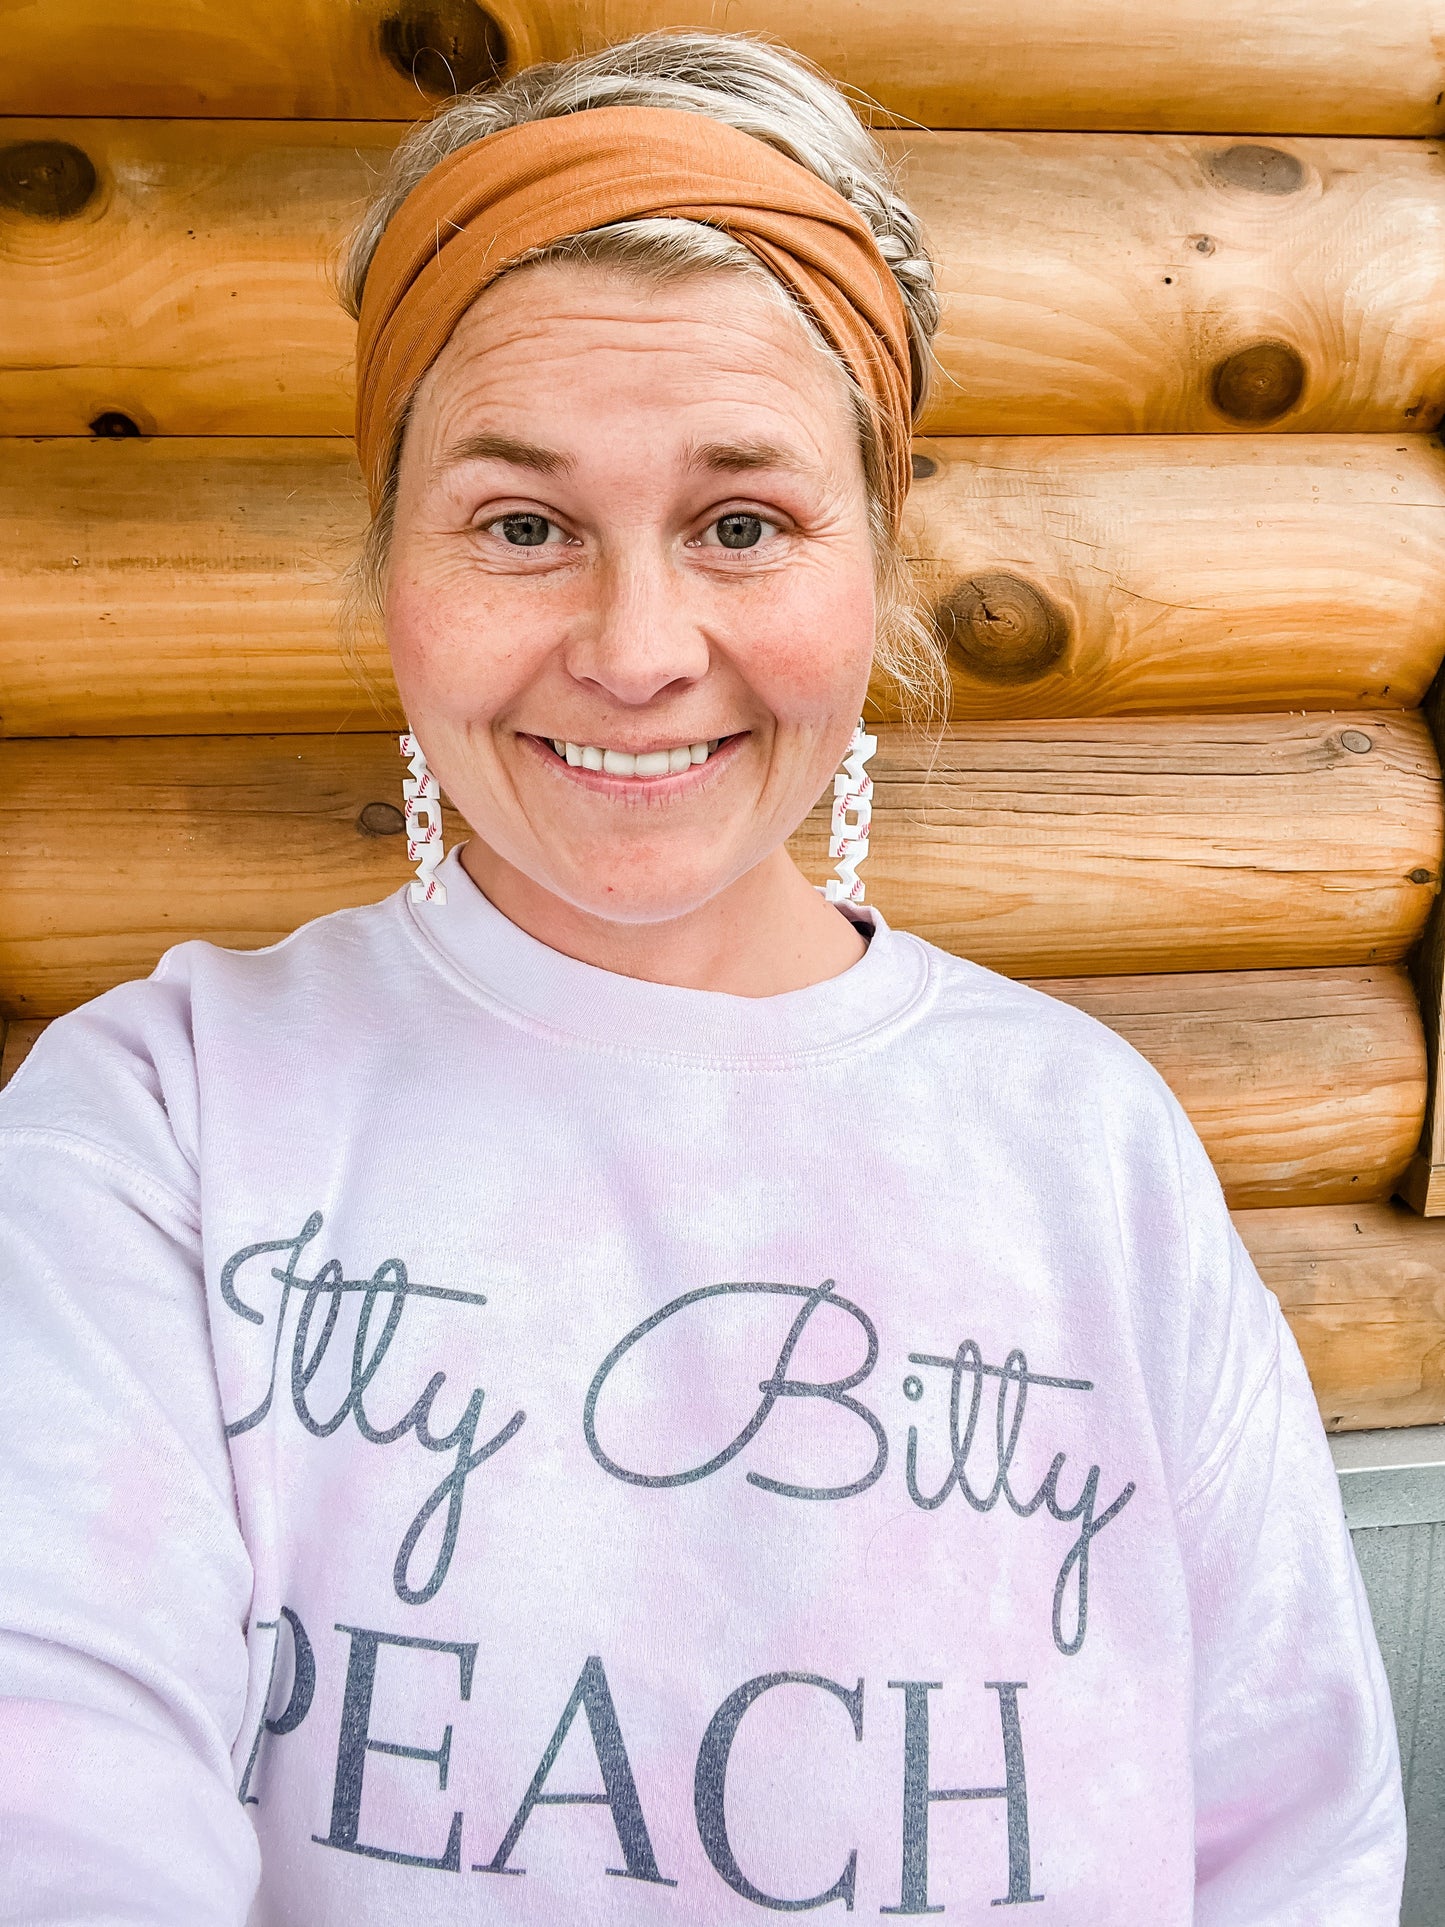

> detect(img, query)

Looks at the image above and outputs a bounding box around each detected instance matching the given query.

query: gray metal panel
[1350,1520,1445,1927]
[1334,1426,1445,1529]
[1335,1434,1445,1925]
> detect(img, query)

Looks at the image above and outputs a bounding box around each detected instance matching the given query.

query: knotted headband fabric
[354,104,916,529]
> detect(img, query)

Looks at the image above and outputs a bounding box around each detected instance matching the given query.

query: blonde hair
[340,30,948,722]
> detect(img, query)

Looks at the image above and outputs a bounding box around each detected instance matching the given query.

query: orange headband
[354,104,916,530]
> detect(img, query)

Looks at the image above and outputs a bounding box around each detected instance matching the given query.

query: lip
[520,730,747,796]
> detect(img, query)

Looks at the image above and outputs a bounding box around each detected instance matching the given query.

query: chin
[547,856,741,927]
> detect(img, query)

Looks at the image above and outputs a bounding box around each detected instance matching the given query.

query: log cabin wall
[3,2,1445,1433]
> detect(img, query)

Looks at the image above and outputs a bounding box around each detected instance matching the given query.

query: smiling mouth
[536,734,738,779]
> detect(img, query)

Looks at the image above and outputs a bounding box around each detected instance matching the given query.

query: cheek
[383,545,554,720]
[728,551,878,713]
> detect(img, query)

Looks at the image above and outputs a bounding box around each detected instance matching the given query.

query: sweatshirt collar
[401,843,933,1065]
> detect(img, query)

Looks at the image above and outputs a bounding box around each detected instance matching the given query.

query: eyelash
[476,511,571,549]
[474,508,788,552]
[696,512,784,551]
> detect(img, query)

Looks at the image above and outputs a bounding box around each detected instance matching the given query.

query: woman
[0,31,1405,1925]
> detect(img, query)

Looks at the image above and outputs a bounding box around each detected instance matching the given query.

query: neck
[458,841,867,996]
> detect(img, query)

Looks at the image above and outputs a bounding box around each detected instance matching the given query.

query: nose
[562,539,711,708]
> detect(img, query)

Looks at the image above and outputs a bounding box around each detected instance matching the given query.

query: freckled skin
[385,263,879,995]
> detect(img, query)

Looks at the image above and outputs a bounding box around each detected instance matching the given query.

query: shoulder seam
[0,1125,199,1228]
[1174,1311,1282,1514]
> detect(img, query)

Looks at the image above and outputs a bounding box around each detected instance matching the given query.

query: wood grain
[1,718,1438,1017]
[901,435,1445,719]
[0,439,380,736]
[1236,1201,1445,1430]
[908,131,1445,435]
[1403,663,1445,1215]
[4,0,1443,133]
[0,1020,46,1088]
[1399,1157,1445,1216]
[0,120,381,437]
[3,122,1442,437]
[7,434,1445,737]
[1045,966,1425,1209]
[0,735,423,1020]
[793,712,1443,975]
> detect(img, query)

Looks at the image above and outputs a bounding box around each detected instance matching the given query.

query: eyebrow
[436,431,573,475]
[435,432,809,479]
[687,438,810,475]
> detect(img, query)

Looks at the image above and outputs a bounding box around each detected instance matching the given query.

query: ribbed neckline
[400,843,934,1067]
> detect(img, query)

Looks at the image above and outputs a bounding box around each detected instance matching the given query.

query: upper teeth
[549,739,721,777]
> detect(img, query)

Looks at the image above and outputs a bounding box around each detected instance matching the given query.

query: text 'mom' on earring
[818,717,879,905]
[400,731,447,905]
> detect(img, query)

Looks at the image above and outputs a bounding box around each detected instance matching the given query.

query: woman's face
[384,260,878,925]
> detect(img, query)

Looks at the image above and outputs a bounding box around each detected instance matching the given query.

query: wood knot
[0,140,97,219]
[379,0,509,96]
[89,411,140,438]
[1409,869,1435,886]
[933,573,1070,685]
[357,801,406,837]
[1207,144,1305,194]
[1210,340,1306,423]
[910,453,938,481]
[1339,730,1373,754]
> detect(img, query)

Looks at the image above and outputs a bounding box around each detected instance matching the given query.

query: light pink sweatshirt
[0,844,1405,1922]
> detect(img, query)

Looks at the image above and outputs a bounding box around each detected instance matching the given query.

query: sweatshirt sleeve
[0,997,260,1922]
[1168,1114,1407,1922]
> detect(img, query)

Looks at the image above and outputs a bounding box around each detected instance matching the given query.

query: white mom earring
[399,731,447,905]
[818,717,879,905]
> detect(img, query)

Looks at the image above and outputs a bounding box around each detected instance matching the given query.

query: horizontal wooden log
[3,123,1442,437]
[901,435,1445,719]
[4,0,1443,133]
[1046,967,1425,1209]
[0,439,381,736]
[6,435,1444,737]
[799,713,1443,974]
[1236,1201,1445,1430]
[0,121,375,438]
[1,717,1438,1017]
[1,734,409,1019]
[1404,667,1445,1214]
[912,131,1445,435]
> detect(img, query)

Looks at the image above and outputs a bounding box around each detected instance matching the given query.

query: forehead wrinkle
[445,278,829,388]
[422,289,858,489]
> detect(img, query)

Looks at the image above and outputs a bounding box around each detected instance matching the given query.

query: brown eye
[715,513,763,550]
[498,513,552,547]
